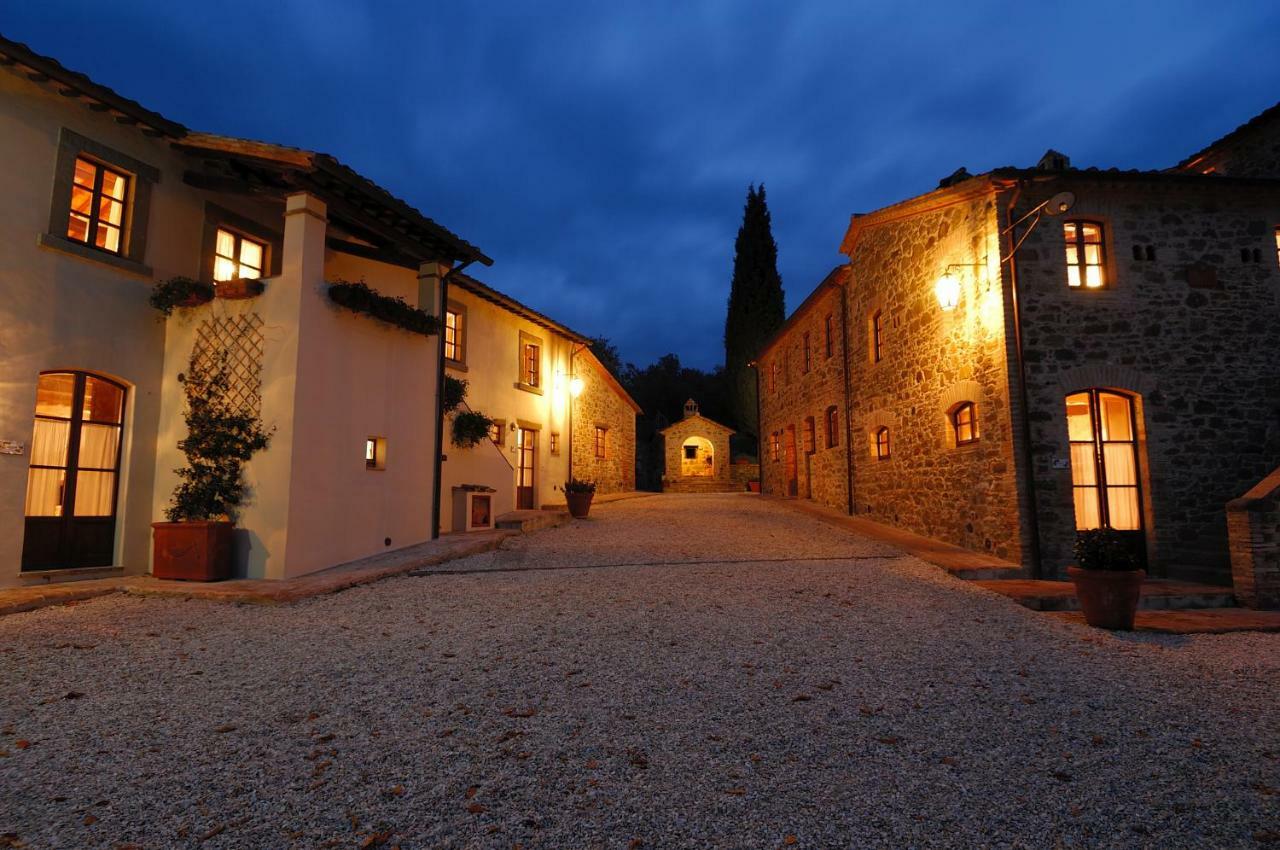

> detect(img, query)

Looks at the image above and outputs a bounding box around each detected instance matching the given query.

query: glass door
[22,372,126,570]
[1065,389,1145,564]
[516,427,537,510]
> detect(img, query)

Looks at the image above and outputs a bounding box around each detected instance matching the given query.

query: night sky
[7,2,1279,369]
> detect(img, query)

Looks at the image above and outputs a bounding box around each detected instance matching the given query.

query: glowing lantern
[935,272,961,311]
[569,376,585,398]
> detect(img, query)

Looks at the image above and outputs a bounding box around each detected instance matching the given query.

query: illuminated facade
[760,105,1280,588]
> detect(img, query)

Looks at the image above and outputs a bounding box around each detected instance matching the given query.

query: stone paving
[0,493,1276,848]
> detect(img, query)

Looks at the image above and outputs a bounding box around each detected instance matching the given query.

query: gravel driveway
[1,493,1276,848]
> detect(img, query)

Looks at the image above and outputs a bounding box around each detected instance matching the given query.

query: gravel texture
[1,493,1277,849]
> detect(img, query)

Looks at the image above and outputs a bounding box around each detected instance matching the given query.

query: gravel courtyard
[1,493,1277,849]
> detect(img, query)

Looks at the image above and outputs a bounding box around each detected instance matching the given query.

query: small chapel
[659,400,737,493]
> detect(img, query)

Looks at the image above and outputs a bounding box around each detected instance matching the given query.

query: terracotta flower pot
[152,521,234,581]
[1067,566,1146,630]
[747,481,761,493]
[565,491,594,519]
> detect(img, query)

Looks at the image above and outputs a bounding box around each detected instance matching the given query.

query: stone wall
[731,459,760,490]
[843,189,1027,563]
[1009,177,1280,582]
[571,354,637,494]
[758,273,850,512]
[1227,466,1280,609]
[661,413,733,490]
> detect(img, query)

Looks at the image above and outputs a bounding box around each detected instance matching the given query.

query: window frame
[824,406,839,449]
[1064,219,1109,290]
[951,402,979,446]
[803,416,816,455]
[874,426,891,460]
[444,300,468,366]
[549,432,560,456]
[770,432,781,462]
[516,331,544,394]
[802,332,812,374]
[40,128,158,276]
[200,203,281,286]
[594,425,608,460]
[824,314,835,358]
[212,226,267,283]
[67,156,130,256]
[365,436,387,471]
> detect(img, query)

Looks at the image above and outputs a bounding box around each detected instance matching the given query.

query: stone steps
[973,578,1236,612]
[1050,608,1280,633]
[495,510,569,533]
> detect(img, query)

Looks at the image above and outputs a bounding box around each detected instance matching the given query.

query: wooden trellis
[191,313,265,416]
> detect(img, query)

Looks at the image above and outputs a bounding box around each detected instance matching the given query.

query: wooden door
[22,372,126,571]
[516,427,537,509]
[784,426,798,498]
[1066,389,1147,567]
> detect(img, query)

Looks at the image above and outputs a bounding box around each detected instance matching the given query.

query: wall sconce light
[569,376,585,398]
[935,271,961,311]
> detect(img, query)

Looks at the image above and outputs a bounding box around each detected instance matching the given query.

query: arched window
[951,402,978,445]
[874,426,891,460]
[1064,220,1107,289]
[824,406,839,448]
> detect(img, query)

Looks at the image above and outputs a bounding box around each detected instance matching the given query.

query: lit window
[365,437,386,470]
[803,417,816,454]
[825,406,839,448]
[1064,221,1106,289]
[550,433,560,455]
[521,341,541,387]
[802,333,812,373]
[444,309,463,362]
[1066,390,1141,531]
[1275,227,1279,267]
[489,420,505,446]
[824,314,834,358]
[952,402,978,445]
[594,426,607,459]
[871,311,884,362]
[67,157,129,254]
[874,427,891,460]
[770,432,781,462]
[213,228,265,282]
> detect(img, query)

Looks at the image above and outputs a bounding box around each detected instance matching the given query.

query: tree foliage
[723,184,785,438]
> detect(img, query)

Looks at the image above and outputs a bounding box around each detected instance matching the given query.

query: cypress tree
[723,184,785,440]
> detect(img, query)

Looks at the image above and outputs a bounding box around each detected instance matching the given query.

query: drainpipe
[431,258,476,540]
[750,359,763,492]
[839,266,855,516]
[1003,182,1043,576]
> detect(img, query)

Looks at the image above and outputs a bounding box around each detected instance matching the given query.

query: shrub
[452,410,494,448]
[166,353,273,522]
[1072,528,1140,572]
[444,375,468,413]
[149,276,214,316]
[327,279,441,337]
[563,478,597,495]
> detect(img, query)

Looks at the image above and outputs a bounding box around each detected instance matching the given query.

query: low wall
[1227,466,1280,609]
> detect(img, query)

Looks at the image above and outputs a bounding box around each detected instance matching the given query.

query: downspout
[839,266,855,515]
[1003,182,1043,576]
[753,360,763,490]
[431,258,477,540]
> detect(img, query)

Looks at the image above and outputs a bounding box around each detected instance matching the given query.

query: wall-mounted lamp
[935,272,961,311]
[569,376,585,398]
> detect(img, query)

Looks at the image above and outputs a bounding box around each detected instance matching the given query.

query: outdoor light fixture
[935,271,961,311]
[569,376,585,398]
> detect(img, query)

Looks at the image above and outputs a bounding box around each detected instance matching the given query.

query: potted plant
[152,355,272,581]
[149,276,214,316]
[563,478,597,519]
[1067,528,1145,630]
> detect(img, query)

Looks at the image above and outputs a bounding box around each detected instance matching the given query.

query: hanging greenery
[327,279,440,337]
[452,410,495,449]
[165,353,273,522]
[444,375,468,413]
[149,276,214,316]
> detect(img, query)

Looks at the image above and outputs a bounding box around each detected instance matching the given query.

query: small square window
[213,227,266,282]
[595,426,608,459]
[550,432,560,455]
[445,307,464,363]
[1064,221,1107,289]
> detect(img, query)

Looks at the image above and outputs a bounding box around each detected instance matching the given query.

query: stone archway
[681,436,715,477]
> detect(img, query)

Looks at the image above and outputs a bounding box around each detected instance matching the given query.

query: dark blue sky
[8,2,1279,369]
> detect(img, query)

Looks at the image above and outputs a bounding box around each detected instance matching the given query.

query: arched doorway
[22,371,127,570]
[681,436,714,477]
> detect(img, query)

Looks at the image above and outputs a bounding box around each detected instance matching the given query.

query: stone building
[759,103,1280,593]
[570,349,641,494]
[660,400,737,492]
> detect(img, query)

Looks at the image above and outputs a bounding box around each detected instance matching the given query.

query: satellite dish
[1043,191,1075,216]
